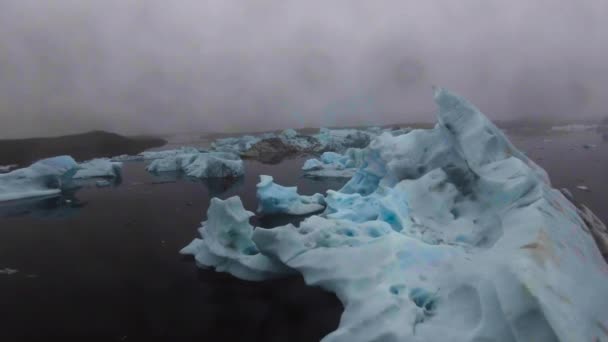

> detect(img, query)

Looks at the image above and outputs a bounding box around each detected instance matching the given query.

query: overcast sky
[0,0,606,138]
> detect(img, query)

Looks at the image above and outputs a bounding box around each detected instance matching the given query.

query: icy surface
[302,149,367,178]
[146,151,244,178]
[256,175,325,215]
[184,88,608,341]
[73,159,123,179]
[179,197,294,281]
[209,127,393,157]
[0,156,78,202]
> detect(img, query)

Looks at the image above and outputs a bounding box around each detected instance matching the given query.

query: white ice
[256,175,325,215]
[179,196,294,281]
[0,156,78,202]
[183,88,608,341]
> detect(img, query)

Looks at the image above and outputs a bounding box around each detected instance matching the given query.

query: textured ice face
[302,149,368,178]
[180,196,294,281]
[146,151,244,179]
[0,156,78,202]
[210,127,387,158]
[184,88,608,341]
[73,159,123,179]
[0,164,17,174]
[256,175,325,215]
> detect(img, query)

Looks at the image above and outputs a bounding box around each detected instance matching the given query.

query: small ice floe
[577,185,590,192]
[0,267,18,275]
[583,144,596,149]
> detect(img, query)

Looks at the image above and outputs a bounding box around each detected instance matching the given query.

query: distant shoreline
[0,131,166,167]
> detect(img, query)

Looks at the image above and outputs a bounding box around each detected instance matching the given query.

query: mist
[0,0,606,138]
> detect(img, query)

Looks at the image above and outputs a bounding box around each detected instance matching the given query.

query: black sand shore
[0,131,166,167]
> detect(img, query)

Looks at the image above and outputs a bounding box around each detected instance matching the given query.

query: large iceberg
[0,156,78,202]
[182,88,608,341]
[146,151,244,178]
[256,175,325,215]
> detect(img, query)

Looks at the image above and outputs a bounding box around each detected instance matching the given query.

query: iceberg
[183,88,608,341]
[302,149,368,178]
[208,127,394,163]
[0,156,78,202]
[179,196,294,281]
[256,175,325,215]
[147,151,244,178]
[73,158,123,179]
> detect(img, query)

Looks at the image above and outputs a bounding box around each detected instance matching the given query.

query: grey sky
[0,0,606,138]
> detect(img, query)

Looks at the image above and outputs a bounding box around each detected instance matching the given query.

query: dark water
[0,131,607,341]
[0,156,346,341]
[508,131,608,224]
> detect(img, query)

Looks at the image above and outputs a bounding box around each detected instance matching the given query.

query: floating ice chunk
[146,153,198,173]
[146,151,243,178]
[314,128,374,153]
[183,152,244,178]
[212,136,264,154]
[577,185,590,191]
[0,156,78,202]
[74,159,122,179]
[256,175,325,215]
[179,196,294,281]
[320,152,343,164]
[303,148,368,178]
[207,126,390,161]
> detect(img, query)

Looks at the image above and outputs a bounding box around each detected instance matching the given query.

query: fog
[0,0,606,138]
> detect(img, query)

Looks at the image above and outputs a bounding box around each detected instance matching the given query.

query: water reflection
[0,190,87,218]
